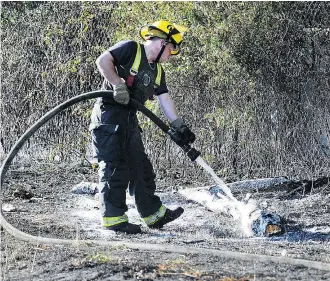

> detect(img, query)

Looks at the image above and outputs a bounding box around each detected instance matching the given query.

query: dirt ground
[1,161,330,281]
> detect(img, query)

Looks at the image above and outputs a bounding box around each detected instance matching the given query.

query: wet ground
[1,162,330,280]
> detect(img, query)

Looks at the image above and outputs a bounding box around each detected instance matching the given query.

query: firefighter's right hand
[113,81,130,105]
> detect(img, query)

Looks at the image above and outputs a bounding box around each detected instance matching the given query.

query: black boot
[149,207,184,229]
[105,222,142,234]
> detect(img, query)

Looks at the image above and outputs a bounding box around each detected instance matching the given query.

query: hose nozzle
[181,144,201,162]
[167,129,201,161]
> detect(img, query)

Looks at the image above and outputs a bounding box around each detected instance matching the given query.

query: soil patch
[1,162,330,280]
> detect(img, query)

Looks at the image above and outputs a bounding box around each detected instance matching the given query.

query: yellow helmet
[140,20,188,55]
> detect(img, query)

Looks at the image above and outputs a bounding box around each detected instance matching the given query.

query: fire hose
[0,90,329,271]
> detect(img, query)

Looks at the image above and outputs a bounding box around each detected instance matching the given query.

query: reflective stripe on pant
[91,103,162,222]
[142,205,166,226]
[103,214,128,227]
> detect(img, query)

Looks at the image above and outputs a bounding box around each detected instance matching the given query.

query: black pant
[90,103,162,219]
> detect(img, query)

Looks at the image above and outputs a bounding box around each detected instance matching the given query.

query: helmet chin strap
[154,44,166,63]
[153,28,177,63]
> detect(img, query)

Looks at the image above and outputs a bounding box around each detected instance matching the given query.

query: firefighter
[90,20,195,234]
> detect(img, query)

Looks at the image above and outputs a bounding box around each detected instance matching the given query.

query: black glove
[113,81,130,105]
[169,118,196,146]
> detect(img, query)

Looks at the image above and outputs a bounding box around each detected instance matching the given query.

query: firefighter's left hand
[170,118,196,145]
[179,125,196,144]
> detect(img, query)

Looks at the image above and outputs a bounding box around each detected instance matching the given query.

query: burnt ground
[1,161,330,281]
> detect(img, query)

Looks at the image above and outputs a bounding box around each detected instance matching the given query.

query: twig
[160,272,200,279]
[31,251,37,273]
